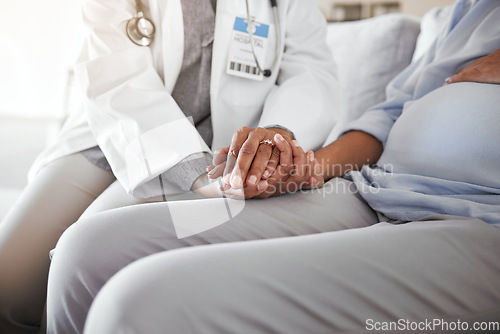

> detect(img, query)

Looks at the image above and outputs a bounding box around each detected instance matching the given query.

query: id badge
[226,17,270,81]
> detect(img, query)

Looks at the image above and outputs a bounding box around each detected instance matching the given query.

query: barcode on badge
[230,61,259,76]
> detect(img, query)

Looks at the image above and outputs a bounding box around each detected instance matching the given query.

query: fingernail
[292,140,300,147]
[257,180,268,191]
[263,170,271,179]
[444,77,452,85]
[231,175,243,188]
[247,175,258,185]
[309,152,315,162]
[275,133,284,142]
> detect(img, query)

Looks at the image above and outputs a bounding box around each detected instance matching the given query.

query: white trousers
[0,153,163,334]
[45,178,500,334]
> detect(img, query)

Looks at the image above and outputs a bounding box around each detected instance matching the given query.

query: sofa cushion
[323,13,421,145]
[412,5,453,62]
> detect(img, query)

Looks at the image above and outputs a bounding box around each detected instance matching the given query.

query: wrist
[192,173,226,198]
[314,149,336,181]
[264,125,295,141]
[269,127,294,141]
[191,172,209,192]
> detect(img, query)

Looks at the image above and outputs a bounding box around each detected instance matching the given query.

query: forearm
[315,131,383,181]
[266,126,295,141]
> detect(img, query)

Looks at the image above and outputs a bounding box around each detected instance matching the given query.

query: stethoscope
[126,0,281,78]
[126,0,156,47]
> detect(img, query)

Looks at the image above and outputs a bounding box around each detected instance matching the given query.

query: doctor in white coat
[31,0,338,198]
[0,0,338,333]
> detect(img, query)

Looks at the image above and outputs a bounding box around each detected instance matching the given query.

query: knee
[46,215,128,333]
[51,216,104,275]
[48,214,120,299]
[85,246,259,333]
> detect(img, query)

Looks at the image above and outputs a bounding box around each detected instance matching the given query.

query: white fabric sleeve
[74,0,210,198]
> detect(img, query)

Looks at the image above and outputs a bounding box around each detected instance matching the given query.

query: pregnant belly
[377,82,500,189]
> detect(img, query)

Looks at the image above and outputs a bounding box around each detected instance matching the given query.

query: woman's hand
[203,132,323,199]
[256,137,324,199]
[203,127,325,200]
[446,49,500,85]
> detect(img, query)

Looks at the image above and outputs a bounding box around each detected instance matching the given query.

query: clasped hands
[193,127,324,199]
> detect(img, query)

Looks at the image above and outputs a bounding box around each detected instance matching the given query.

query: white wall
[0,0,83,119]
[400,0,455,17]
[317,0,456,21]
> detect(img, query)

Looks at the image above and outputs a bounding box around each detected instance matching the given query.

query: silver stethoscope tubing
[126,0,156,46]
[246,0,281,77]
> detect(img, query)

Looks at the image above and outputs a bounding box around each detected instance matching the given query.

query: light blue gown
[344,0,500,226]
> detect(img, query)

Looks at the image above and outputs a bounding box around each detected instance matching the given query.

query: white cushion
[323,14,421,145]
[412,5,454,62]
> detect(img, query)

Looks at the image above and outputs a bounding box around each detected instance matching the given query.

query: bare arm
[314,130,383,181]
[253,130,383,198]
[193,130,382,199]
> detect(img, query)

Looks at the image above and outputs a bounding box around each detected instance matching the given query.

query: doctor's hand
[192,171,270,200]
[196,133,294,199]
[208,127,294,189]
[202,134,323,199]
[446,49,500,85]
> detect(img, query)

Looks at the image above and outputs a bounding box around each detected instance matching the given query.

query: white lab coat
[29,0,339,198]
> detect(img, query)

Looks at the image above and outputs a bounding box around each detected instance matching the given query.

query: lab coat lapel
[157,0,184,93]
[211,0,246,107]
